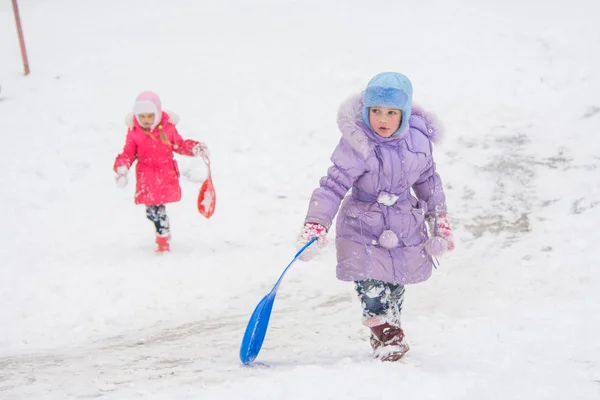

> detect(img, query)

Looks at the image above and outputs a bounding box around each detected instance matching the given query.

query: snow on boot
[155,234,170,253]
[369,321,410,362]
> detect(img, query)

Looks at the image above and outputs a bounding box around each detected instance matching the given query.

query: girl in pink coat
[113,91,208,253]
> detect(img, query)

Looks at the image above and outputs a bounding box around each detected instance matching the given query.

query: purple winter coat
[304,94,447,285]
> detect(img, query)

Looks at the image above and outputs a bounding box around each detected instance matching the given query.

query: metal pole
[11,0,30,75]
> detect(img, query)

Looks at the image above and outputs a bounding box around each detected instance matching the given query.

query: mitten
[297,223,328,261]
[192,142,209,158]
[115,165,128,188]
[425,215,455,257]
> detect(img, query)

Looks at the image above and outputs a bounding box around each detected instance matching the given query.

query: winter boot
[368,321,410,362]
[155,234,170,253]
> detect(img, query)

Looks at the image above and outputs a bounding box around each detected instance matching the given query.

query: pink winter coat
[113,112,199,205]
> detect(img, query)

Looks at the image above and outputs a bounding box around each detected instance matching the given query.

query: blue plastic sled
[239,237,317,365]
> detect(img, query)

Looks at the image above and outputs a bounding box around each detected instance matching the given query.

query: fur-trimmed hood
[337,93,443,160]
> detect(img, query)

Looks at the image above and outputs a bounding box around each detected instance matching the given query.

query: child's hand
[115,166,128,188]
[425,215,454,257]
[193,142,209,158]
[297,223,328,261]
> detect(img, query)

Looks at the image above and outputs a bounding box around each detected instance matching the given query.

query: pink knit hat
[133,91,162,129]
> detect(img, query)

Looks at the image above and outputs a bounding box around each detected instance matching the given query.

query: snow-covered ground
[1,0,599,398]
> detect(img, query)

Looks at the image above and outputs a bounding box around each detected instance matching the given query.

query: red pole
[11,0,30,76]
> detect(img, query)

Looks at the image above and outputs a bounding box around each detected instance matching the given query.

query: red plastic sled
[197,155,216,218]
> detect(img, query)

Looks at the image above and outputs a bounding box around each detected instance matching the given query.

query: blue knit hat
[363,72,413,137]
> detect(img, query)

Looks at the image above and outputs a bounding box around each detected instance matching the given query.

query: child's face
[369,107,402,138]
[137,113,155,129]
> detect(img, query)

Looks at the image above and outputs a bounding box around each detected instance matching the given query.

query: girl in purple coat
[298,72,455,361]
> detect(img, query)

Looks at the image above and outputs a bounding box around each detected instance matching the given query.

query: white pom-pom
[424,236,448,257]
[378,230,399,249]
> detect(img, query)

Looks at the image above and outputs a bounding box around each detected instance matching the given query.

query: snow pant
[145,205,170,236]
[354,279,405,326]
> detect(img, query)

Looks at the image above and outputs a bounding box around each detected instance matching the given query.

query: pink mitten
[425,215,455,257]
[297,223,328,261]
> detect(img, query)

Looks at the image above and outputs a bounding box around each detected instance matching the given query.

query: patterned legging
[146,205,170,236]
[355,279,405,327]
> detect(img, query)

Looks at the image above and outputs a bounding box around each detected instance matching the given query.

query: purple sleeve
[304,139,366,229]
[412,158,447,217]
[409,110,447,217]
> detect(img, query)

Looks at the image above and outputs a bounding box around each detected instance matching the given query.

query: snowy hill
[1,0,599,398]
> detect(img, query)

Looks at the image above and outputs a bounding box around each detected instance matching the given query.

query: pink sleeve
[113,131,137,171]
[170,125,200,156]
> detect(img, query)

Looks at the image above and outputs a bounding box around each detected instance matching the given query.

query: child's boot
[155,234,170,253]
[366,319,410,362]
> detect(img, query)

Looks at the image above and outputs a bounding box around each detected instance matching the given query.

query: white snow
[376,192,399,207]
[1,0,600,398]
